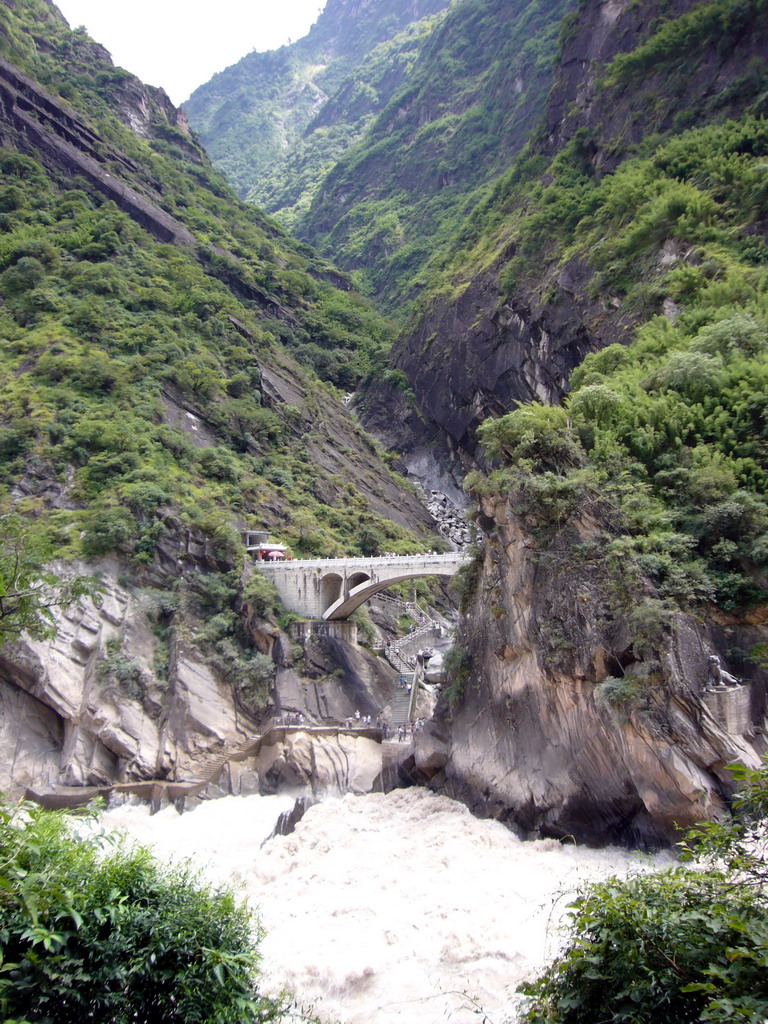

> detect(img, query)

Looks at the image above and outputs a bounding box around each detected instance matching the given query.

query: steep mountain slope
[184,0,451,226]
[299,0,576,309]
[384,0,768,844]
[0,0,437,797]
[365,0,768,479]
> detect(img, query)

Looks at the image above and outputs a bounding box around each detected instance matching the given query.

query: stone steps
[390,686,413,728]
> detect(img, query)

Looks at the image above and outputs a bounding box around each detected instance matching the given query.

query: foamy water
[101,789,668,1023]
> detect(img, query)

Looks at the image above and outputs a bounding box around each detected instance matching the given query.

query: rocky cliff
[542,0,768,167]
[412,491,766,847]
[361,0,768,483]
[0,555,402,802]
[361,0,768,845]
[298,0,575,308]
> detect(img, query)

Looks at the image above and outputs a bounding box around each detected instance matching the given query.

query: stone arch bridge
[256,552,469,620]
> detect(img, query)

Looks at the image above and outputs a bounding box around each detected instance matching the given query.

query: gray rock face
[361,261,624,488]
[275,630,395,724]
[0,558,403,802]
[424,490,472,549]
[422,493,764,847]
[0,568,250,796]
[360,0,768,483]
[0,58,197,248]
[543,0,768,170]
[255,731,382,796]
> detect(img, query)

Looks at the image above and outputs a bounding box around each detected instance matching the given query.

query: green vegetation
[475,126,768,611]
[604,0,768,88]
[193,569,278,708]
[519,759,768,1023]
[0,0,430,577]
[0,799,282,1023]
[245,15,447,230]
[456,76,768,624]
[300,0,576,310]
[186,0,575,313]
[0,150,400,559]
[442,641,472,704]
[0,512,99,646]
[185,0,451,214]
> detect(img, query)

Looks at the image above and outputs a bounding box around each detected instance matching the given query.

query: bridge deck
[256,552,466,570]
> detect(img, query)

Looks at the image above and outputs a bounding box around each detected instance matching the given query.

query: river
[102,788,669,1023]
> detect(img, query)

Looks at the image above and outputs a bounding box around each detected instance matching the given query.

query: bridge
[255,551,468,620]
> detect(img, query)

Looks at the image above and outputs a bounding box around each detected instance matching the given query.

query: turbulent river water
[102,789,669,1024]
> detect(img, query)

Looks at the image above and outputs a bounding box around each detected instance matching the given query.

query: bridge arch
[347,571,372,594]
[322,568,456,621]
[255,552,468,620]
[321,572,343,608]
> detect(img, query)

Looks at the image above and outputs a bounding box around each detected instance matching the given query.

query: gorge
[1,0,768,1018]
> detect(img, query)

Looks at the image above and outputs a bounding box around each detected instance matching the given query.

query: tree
[0,800,283,1023]
[519,760,768,1023]
[0,514,100,647]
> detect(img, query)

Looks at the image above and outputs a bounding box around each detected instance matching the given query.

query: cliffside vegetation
[0,0,430,575]
[185,0,451,224]
[467,87,768,631]
[0,513,99,645]
[186,0,575,313]
[298,0,576,310]
[520,759,768,1022]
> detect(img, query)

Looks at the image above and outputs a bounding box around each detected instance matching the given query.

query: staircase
[186,736,264,789]
[390,684,413,729]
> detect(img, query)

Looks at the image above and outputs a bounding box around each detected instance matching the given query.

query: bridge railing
[255,552,467,571]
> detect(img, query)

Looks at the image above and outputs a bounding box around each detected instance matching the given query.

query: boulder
[255,731,382,795]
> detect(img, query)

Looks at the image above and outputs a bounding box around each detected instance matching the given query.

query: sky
[54,1,327,105]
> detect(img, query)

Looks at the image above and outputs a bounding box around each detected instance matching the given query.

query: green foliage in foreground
[519,760,768,1023]
[0,800,283,1024]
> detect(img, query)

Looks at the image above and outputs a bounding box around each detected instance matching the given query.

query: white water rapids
[101,789,669,1023]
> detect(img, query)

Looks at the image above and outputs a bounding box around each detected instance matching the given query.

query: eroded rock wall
[361,0,768,482]
[417,494,765,847]
[0,559,400,801]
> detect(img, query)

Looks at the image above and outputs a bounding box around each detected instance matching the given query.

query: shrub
[478,403,583,474]
[351,606,377,645]
[81,504,137,557]
[243,570,280,619]
[0,800,282,1024]
[595,673,646,707]
[449,547,482,612]
[442,641,472,704]
[519,759,768,1024]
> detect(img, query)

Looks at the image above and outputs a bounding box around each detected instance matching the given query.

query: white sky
[54,1,327,105]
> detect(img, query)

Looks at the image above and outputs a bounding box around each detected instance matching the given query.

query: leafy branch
[0,514,101,647]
